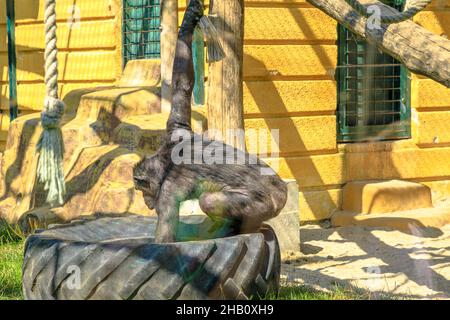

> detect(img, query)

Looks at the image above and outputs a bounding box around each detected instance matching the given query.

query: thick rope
[345,0,431,23]
[36,0,66,206]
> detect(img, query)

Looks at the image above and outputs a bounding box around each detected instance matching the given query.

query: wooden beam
[307,0,450,87]
[161,0,178,113]
[207,0,245,150]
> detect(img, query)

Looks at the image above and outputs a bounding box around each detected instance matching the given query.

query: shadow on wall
[1,0,39,108]
[265,0,450,297]
[416,2,450,38]
[0,0,86,116]
[243,53,339,219]
[242,3,410,221]
[244,1,339,222]
[205,1,439,225]
[210,4,341,222]
[0,83,169,225]
[242,4,450,297]
[0,0,114,203]
[0,85,109,203]
[0,1,52,206]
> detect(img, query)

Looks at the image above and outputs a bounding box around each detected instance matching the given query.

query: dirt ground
[280,223,450,299]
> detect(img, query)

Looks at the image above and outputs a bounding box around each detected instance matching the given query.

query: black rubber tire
[22,215,280,300]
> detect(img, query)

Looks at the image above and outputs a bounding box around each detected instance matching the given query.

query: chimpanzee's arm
[154,188,181,243]
[166,0,203,134]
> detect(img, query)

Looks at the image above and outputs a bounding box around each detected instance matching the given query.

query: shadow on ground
[281,224,450,299]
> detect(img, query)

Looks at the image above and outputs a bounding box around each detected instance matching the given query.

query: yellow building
[0,0,449,224]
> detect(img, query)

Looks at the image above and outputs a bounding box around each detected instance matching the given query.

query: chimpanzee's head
[133,155,165,209]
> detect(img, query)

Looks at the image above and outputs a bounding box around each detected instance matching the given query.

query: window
[336,0,410,143]
[123,0,161,66]
[122,0,205,104]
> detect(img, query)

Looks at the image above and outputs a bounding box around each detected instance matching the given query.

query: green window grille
[337,0,411,143]
[6,0,18,120]
[122,0,205,104]
[123,0,161,66]
[192,27,205,105]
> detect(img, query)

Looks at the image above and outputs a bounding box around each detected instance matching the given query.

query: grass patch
[0,220,25,300]
[0,241,24,300]
[275,284,401,300]
[0,220,25,245]
[276,285,371,300]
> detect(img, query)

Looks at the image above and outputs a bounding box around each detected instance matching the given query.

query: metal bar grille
[337,0,410,142]
[123,0,161,65]
[193,27,205,105]
[6,0,18,120]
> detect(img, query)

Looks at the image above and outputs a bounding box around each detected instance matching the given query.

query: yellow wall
[241,0,450,221]
[1,0,450,222]
[0,0,122,148]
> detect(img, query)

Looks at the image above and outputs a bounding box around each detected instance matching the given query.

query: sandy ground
[280,223,450,299]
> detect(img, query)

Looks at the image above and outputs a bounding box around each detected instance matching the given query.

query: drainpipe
[6,0,18,121]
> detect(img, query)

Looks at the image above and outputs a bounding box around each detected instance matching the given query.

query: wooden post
[307,0,450,88]
[160,0,178,113]
[207,0,245,150]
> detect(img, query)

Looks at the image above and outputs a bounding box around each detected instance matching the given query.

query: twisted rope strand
[44,0,58,98]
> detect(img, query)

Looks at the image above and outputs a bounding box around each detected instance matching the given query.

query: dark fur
[134,0,287,243]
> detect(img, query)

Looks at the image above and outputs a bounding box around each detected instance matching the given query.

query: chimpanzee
[134,0,287,243]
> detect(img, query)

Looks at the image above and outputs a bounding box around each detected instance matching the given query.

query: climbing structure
[307,0,450,87]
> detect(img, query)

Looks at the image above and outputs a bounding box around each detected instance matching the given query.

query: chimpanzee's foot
[154,208,179,243]
[154,225,176,243]
[199,191,274,233]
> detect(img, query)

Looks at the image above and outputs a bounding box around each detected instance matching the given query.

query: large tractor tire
[22,215,280,300]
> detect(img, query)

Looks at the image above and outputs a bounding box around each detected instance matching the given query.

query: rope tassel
[36,98,66,206]
[198,15,225,63]
[36,0,66,207]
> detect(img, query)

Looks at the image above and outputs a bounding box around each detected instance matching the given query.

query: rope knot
[41,97,65,129]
